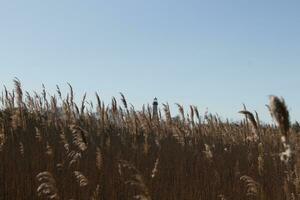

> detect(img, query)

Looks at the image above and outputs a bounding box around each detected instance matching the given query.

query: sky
[0,0,299,123]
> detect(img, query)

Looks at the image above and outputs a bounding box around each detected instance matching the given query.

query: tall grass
[0,79,299,199]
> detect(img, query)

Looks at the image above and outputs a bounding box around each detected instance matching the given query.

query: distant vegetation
[0,79,299,199]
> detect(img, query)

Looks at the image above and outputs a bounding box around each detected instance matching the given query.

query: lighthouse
[153,97,158,118]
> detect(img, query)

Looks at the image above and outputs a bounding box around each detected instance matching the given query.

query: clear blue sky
[0,0,299,122]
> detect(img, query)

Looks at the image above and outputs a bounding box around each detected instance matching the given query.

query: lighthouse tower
[153,97,158,118]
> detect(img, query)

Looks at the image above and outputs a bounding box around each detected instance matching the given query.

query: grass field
[0,79,299,200]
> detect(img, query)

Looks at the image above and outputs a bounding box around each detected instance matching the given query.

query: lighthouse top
[153,97,158,106]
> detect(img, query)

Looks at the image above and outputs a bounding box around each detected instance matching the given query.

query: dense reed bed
[0,80,299,200]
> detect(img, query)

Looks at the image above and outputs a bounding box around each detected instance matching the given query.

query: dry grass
[0,79,300,199]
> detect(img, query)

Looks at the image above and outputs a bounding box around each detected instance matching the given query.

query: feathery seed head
[269,95,290,136]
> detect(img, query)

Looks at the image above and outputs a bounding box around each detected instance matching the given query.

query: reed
[0,80,298,199]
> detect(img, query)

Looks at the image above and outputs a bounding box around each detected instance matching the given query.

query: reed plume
[36,172,60,200]
[268,96,290,137]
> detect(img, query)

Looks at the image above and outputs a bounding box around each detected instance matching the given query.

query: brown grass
[0,79,299,199]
